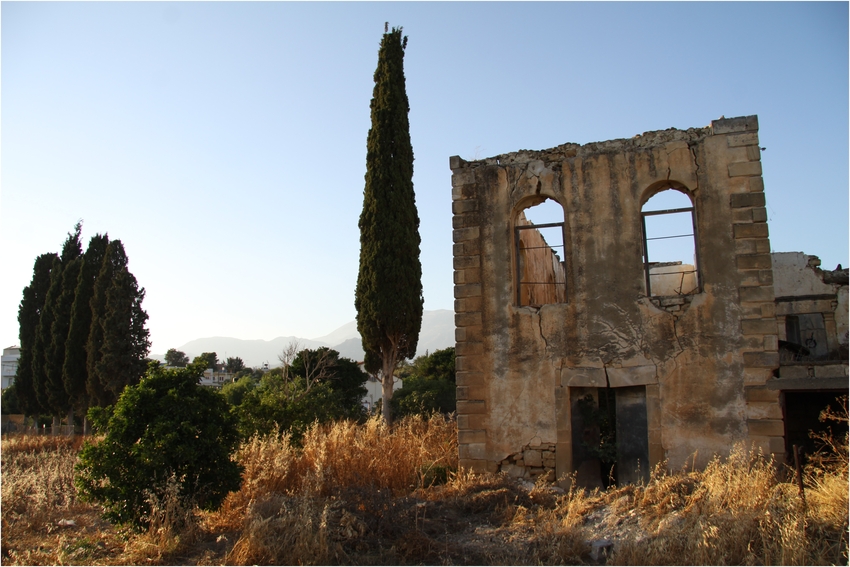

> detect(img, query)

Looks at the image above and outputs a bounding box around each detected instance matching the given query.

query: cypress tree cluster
[355,25,423,424]
[13,223,150,430]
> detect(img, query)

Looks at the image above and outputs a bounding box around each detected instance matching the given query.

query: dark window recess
[781,313,834,361]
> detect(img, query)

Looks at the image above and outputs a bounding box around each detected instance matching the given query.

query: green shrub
[75,362,242,529]
[229,347,367,442]
[392,347,456,418]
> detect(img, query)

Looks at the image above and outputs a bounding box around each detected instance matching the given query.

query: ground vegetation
[1,401,846,565]
[225,346,367,442]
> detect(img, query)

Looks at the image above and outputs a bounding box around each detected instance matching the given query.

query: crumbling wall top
[449,115,759,170]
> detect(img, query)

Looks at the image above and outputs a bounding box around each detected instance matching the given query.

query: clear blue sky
[2,2,847,355]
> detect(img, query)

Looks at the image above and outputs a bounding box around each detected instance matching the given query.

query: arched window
[514,198,566,306]
[641,189,699,297]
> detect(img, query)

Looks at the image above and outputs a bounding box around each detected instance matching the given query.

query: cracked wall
[451,116,781,484]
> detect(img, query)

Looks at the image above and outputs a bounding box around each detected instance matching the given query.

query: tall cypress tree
[15,253,59,420]
[45,255,82,419]
[37,223,83,425]
[63,233,110,420]
[355,25,423,424]
[95,266,150,400]
[32,256,63,416]
[87,240,128,407]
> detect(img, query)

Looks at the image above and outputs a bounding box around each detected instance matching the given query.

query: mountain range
[152,309,455,368]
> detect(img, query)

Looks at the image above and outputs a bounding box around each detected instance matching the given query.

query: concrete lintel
[607,365,658,387]
[561,366,607,388]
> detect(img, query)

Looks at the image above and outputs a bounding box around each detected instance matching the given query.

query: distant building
[199,368,234,389]
[161,365,235,389]
[1,346,20,390]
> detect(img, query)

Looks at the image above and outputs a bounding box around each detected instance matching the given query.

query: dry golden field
[1,413,847,565]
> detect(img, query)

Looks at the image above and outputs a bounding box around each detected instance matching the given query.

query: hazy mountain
[153,309,455,368]
[173,336,327,368]
[311,319,359,347]
[332,337,366,361]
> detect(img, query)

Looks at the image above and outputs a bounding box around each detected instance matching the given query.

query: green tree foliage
[95,267,150,400]
[1,384,21,414]
[75,362,243,529]
[193,352,218,371]
[290,348,368,420]
[32,256,64,414]
[355,25,422,424]
[230,347,367,441]
[393,347,456,418]
[164,348,190,367]
[86,240,149,407]
[17,228,148,421]
[221,375,257,408]
[224,356,245,373]
[86,240,128,407]
[15,252,59,417]
[41,223,84,420]
[63,233,110,417]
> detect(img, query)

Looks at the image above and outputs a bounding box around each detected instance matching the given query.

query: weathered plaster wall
[451,116,781,482]
[773,253,840,297]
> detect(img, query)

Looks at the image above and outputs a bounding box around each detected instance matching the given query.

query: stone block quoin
[451,155,489,473]
[711,117,783,451]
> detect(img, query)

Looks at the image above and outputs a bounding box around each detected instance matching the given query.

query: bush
[75,362,243,529]
[230,348,368,441]
[392,347,456,418]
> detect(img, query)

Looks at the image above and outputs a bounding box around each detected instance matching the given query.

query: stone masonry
[451,116,785,486]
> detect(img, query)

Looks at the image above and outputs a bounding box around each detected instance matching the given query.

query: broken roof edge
[450,115,758,170]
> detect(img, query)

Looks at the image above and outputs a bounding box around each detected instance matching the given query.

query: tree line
[7,222,149,431]
[163,348,245,374]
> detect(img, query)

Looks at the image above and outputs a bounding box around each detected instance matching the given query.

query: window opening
[780,313,832,361]
[515,199,566,306]
[641,190,699,297]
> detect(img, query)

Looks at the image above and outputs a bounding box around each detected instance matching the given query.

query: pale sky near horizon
[2,2,848,355]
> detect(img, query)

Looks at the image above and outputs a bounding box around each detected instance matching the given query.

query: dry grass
[0,434,126,565]
[2,412,847,565]
[213,414,458,565]
[231,413,457,502]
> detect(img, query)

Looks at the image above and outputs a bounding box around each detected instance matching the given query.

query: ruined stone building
[450,115,848,487]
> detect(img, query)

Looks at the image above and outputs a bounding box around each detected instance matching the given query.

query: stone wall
[451,115,783,484]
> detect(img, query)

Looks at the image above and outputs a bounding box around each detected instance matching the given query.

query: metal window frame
[641,206,701,297]
[514,221,567,306]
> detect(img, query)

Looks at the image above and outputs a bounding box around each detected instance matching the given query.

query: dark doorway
[615,386,650,484]
[570,385,649,487]
[783,390,847,464]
